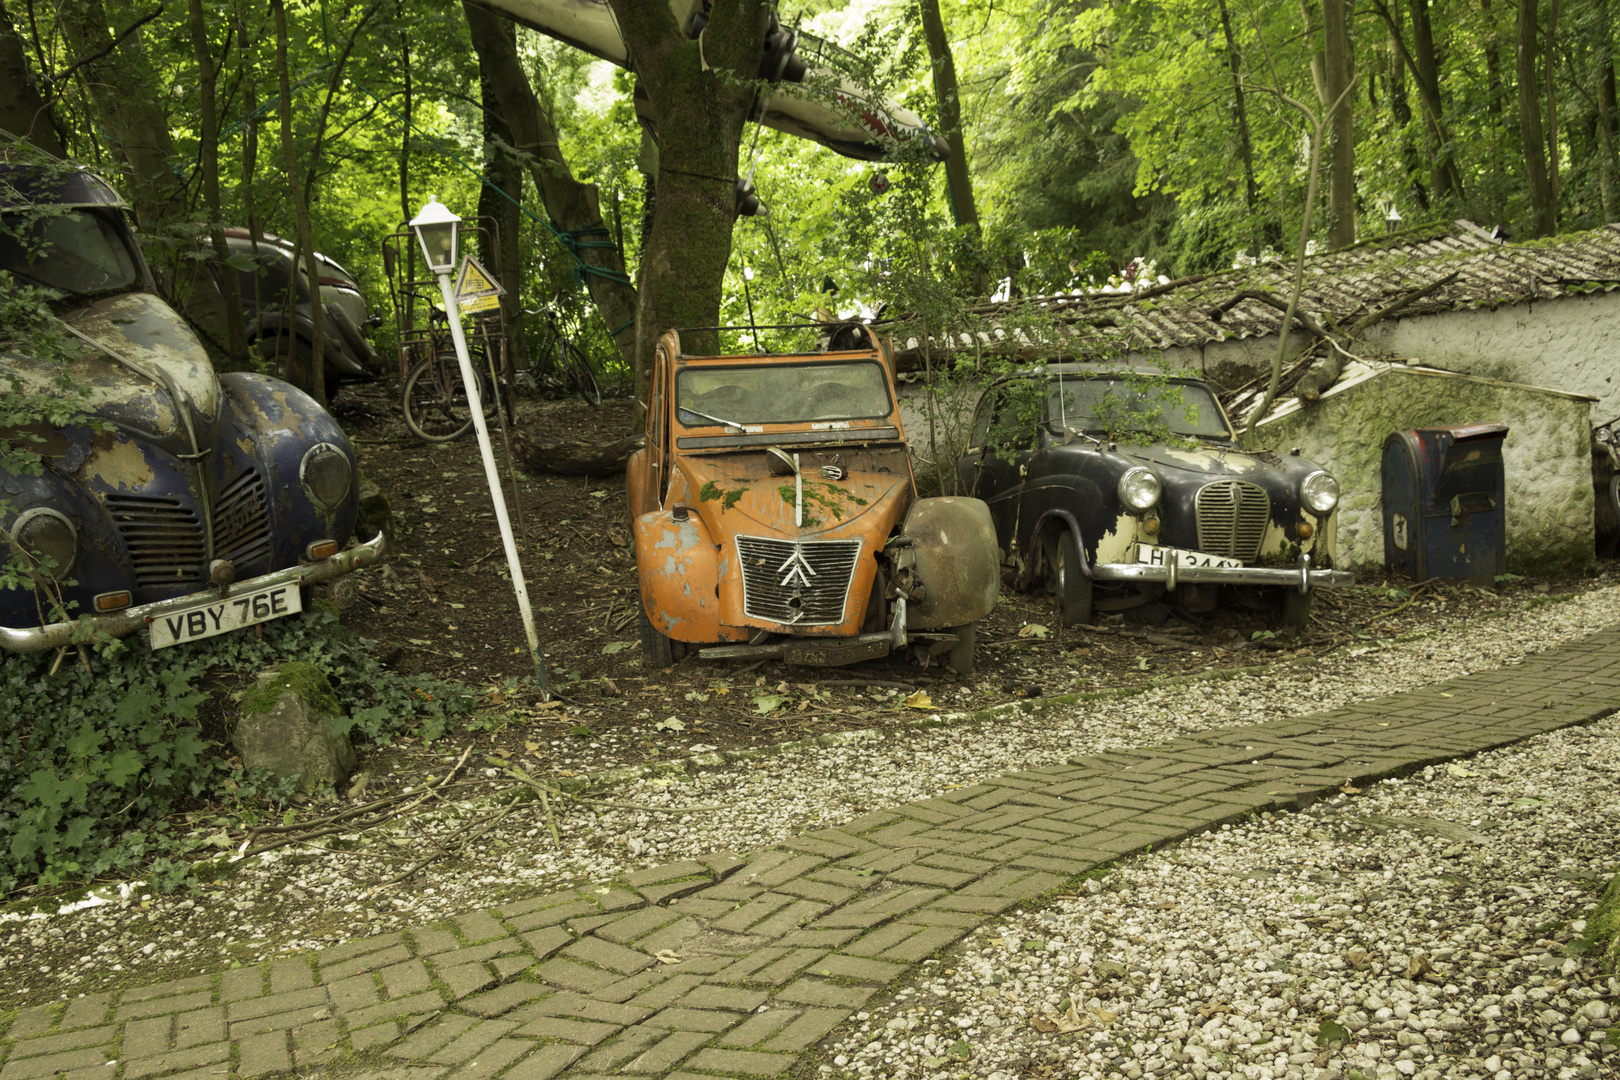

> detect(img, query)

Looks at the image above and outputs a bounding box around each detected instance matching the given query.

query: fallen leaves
[904,690,933,709]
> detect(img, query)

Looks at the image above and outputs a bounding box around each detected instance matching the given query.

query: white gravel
[3,581,1619,1079]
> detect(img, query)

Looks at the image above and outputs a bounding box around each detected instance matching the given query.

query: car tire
[1282,590,1312,634]
[263,337,340,402]
[638,599,675,668]
[947,622,977,677]
[1054,530,1094,627]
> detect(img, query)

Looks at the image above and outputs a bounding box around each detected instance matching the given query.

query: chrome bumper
[0,532,387,655]
[1093,551,1354,593]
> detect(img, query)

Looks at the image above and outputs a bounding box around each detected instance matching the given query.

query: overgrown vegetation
[0,608,478,896]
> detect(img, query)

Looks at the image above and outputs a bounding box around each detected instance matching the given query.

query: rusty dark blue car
[0,163,384,653]
[957,365,1353,630]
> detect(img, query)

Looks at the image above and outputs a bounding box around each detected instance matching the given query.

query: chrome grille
[213,469,271,569]
[736,536,862,625]
[1194,481,1270,560]
[104,494,206,587]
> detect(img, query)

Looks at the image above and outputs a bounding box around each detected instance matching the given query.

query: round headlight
[11,508,78,575]
[1118,466,1162,512]
[1301,470,1340,515]
[301,442,353,510]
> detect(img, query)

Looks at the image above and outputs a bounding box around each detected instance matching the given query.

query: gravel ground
[4,582,1620,1077]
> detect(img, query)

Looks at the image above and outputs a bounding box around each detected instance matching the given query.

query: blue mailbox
[1382,424,1509,583]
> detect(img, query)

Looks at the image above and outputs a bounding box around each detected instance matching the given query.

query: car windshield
[1047,376,1233,440]
[677,361,894,426]
[0,208,140,296]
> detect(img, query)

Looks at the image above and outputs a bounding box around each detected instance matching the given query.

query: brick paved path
[5,629,1618,1080]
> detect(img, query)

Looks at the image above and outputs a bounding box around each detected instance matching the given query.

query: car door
[966,382,1039,551]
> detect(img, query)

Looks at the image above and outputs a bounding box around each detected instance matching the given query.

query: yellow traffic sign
[454,256,505,312]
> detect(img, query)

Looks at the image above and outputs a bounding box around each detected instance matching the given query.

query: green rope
[608,318,636,337]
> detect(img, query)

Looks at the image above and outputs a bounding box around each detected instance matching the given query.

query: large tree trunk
[1597,0,1619,220]
[1544,0,1561,214]
[478,55,530,374]
[464,3,640,393]
[56,0,237,356]
[1323,0,1356,248]
[1372,0,1465,204]
[272,0,326,406]
[0,0,65,156]
[187,0,251,369]
[1217,0,1265,253]
[1518,0,1557,234]
[608,0,766,388]
[916,0,986,295]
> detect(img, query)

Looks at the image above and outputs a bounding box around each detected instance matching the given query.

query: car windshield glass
[677,361,894,426]
[0,208,140,295]
[1047,377,1233,439]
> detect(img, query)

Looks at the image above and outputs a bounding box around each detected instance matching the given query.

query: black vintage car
[957,365,1353,629]
[0,162,384,653]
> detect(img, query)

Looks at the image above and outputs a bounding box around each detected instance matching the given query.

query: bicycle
[399,300,500,443]
[528,307,602,405]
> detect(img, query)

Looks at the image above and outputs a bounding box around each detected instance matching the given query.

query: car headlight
[300,442,353,510]
[1301,470,1340,515]
[1118,467,1162,512]
[10,508,78,574]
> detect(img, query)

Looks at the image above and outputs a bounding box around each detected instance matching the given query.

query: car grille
[1195,481,1270,561]
[105,494,206,587]
[736,536,862,625]
[213,468,272,570]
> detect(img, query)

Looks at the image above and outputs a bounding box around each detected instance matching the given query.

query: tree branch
[50,4,162,84]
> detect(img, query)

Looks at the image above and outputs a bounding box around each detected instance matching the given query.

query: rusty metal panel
[902,496,999,629]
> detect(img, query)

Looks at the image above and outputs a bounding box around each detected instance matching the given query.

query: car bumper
[0,532,387,654]
[1093,552,1354,592]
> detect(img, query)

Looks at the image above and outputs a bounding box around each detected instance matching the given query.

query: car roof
[1003,363,1184,380]
[0,163,128,212]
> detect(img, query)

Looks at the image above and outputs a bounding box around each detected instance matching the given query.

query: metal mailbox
[1382,424,1509,582]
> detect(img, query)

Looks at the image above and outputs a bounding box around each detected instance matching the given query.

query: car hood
[65,292,220,448]
[676,451,911,543]
[1114,441,1301,483]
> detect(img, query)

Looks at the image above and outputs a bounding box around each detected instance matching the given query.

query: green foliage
[0,607,475,895]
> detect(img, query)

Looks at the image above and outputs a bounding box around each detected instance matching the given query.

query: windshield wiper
[682,407,747,430]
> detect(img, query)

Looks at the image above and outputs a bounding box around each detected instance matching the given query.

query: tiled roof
[889,221,1620,366]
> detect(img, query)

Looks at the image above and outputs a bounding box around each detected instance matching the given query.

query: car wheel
[947,622,977,677]
[1282,590,1312,634]
[1054,530,1094,627]
[638,599,675,668]
[264,337,315,393]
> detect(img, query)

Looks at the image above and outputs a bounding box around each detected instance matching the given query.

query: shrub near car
[957,365,1352,629]
[0,163,383,653]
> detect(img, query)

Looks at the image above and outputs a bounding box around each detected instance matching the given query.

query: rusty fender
[900,496,999,630]
[635,508,722,640]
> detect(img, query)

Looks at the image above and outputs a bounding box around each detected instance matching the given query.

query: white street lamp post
[409,196,550,696]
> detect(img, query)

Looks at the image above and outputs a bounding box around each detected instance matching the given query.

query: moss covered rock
[233,662,353,795]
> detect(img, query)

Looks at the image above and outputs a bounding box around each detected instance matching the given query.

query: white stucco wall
[1256,365,1596,575]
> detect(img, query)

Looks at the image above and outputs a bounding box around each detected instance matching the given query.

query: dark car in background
[0,162,384,653]
[221,228,382,398]
[957,365,1353,630]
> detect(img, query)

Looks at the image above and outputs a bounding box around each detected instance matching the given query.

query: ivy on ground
[0,606,477,895]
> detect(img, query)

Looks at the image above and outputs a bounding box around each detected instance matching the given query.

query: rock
[232,661,355,795]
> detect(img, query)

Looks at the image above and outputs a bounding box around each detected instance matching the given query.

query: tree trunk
[1217,0,1265,253]
[0,0,64,156]
[1597,0,1619,220]
[1518,0,1556,234]
[272,0,326,405]
[916,0,986,295]
[1544,0,1561,214]
[478,52,529,373]
[1385,3,1431,211]
[57,0,239,354]
[464,3,640,392]
[187,0,250,369]
[1480,0,1509,222]
[1323,0,1356,248]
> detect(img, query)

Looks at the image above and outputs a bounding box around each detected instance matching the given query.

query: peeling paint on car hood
[677,452,911,542]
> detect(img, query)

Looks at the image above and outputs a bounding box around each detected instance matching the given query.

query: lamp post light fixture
[1385,205,1403,235]
[408,196,550,696]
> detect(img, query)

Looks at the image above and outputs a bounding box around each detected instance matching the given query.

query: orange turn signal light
[94,591,132,612]
[1142,518,1160,536]
[306,539,339,561]
[1296,522,1315,540]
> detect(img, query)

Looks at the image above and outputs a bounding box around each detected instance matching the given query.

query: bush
[0,606,477,894]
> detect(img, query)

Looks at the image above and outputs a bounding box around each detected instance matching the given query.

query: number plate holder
[1135,544,1244,570]
[148,583,303,650]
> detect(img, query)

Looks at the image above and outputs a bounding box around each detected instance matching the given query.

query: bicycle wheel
[559,340,602,406]
[403,354,478,442]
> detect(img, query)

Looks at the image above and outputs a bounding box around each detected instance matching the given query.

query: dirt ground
[313,379,1609,782]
